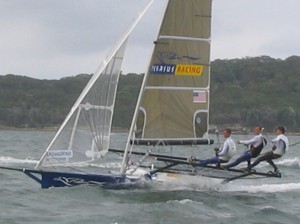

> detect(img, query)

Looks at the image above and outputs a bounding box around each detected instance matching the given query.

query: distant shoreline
[0,126,299,136]
[0,126,129,133]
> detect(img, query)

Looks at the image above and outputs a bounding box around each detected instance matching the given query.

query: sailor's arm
[217,141,229,156]
[239,135,261,145]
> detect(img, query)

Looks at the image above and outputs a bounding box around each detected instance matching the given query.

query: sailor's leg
[226,151,251,168]
[249,151,273,169]
[247,160,251,168]
[266,159,278,172]
[266,154,281,172]
[197,156,219,166]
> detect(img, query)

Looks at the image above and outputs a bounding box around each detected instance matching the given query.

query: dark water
[0,130,300,224]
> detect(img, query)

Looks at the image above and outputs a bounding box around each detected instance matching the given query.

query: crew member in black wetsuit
[248,126,289,173]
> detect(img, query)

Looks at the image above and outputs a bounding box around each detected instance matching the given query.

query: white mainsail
[35,1,154,169]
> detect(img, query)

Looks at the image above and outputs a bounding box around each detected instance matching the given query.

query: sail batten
[158,35,210,42]
[145,86,209,91]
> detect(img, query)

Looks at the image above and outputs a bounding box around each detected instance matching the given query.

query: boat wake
[221,182,300,193]
[151,174,224,191]
[144,170,300,193]
[150,179,300,193]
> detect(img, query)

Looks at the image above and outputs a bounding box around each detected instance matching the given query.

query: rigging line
[215,129,221,147]
[289,141,300,147]
[99,62,112,140]
[222,172,253,183]
[149,162,179,175]
[92,49,121,151]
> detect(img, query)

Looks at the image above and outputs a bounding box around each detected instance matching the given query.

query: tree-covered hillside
[210,56,300,131]
[0,56,299,132]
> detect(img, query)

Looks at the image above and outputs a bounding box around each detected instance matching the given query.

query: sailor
[188,128,236,167]
[222,125,266,170]
[247,126,289,173]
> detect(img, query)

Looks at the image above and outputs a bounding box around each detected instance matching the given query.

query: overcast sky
[0,0,299,80]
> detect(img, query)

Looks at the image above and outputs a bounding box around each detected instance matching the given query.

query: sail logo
[46,150,73,159]
[175,64,203,76]
[157,51,200,63]
[150,64,176,74]
[150,64,203,76]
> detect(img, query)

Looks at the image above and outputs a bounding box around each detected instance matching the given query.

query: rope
[289,141,300,147]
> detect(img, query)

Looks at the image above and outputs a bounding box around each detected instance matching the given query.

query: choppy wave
[258,206,279,213]
[0,156,38,165]
[166,199,196,204]
[277,157,300,167]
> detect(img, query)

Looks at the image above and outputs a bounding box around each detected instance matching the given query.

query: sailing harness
[250,137,267,158]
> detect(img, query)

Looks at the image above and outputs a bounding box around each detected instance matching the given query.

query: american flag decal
[193,90,207,103]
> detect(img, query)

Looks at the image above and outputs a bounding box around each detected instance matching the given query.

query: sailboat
[112,0,282,184]
[0,0,281,188]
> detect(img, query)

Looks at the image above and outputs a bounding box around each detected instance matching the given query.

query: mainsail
[131,0,212,146]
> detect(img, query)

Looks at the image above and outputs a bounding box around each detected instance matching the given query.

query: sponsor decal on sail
[150,64,203,76]
[175,64,203,76]
[46,150,73,159]
[150,64,176,74]
[193,90,207,103]
[157,51,200,63]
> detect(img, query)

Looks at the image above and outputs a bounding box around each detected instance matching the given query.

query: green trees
[210,56,300,131]
[0,73,143,129]
[0,56,299,131]
[0,74,89,128]
[113,73,143,129]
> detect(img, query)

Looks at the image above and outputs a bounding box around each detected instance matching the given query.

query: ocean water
[0,130,300,224]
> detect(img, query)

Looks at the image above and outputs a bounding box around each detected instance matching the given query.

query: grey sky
[0,0,299,79]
